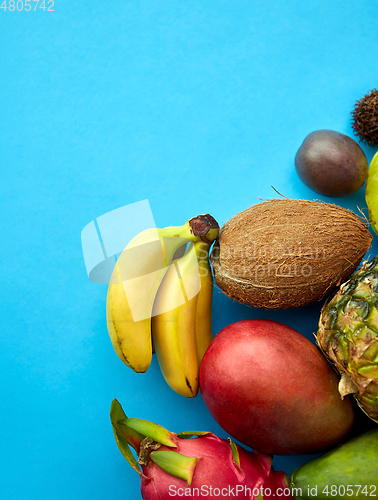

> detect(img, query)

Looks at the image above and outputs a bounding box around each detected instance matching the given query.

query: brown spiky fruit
[351,89,378,146]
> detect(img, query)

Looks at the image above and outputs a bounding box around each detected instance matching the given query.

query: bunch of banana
[106,214,219,395]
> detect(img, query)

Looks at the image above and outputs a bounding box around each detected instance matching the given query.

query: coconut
[211,199,372,309]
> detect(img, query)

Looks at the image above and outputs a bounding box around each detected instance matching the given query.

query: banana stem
[189,214,219,243]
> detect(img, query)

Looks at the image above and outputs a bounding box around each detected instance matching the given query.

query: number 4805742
[1,0,54,10]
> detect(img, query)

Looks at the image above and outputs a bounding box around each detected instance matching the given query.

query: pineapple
[317,256,378,423]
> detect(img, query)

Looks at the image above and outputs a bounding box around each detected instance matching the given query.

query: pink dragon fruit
[110,399,291,500]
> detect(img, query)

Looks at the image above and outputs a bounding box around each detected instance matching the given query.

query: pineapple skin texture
[317,256,378,423]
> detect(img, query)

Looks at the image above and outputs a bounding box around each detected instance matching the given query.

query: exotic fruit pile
[210,199,372,309]
[104,120,378,498]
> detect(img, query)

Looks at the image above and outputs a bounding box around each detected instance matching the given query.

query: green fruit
[366,151,378,235]
[290,428,378,499]
[317,256,378,423]
[295,130,368,197]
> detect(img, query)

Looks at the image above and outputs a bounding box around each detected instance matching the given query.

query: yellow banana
[151,243,201,397]
[151,232,218,397]
[106,215,219,374]
[107,225,189,373]
[193,241,214,364]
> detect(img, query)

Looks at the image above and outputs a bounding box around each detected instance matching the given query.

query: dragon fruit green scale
[317,255,378,423]
[110,399,291,500]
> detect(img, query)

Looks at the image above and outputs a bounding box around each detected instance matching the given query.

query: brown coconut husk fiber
[211,199,372,309]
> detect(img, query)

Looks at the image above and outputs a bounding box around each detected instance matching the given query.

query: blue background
[1,1,378,498]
